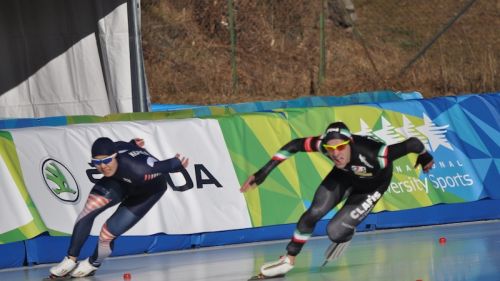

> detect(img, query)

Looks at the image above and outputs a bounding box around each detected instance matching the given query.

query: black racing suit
[68,140,183,265]
[252,135,427,256]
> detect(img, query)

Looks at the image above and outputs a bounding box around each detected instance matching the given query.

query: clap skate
[43,276,71,281]
[248,255,293,280]
[320,240,351,267]
[43,257,97,280]
[43,273,96,280]
[70,258,98,278]
[44,256,77,280]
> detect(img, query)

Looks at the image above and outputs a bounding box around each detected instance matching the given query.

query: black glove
[415,151,434,172]
[253,169,269,185]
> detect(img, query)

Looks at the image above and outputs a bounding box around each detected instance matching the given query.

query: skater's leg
[79,179,167,274]
[67,180,124,258]
[323,186,387,264]
[286,171,350,257]
[50,180,124,278]
[259,172,350,278]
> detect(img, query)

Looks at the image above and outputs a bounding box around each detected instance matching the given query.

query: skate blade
[42,275,71,281]
[248,273,285,280]
[43,271,96,280]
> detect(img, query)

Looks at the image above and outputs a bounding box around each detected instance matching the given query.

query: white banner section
[0,157,33,233]
[9,119,251,235]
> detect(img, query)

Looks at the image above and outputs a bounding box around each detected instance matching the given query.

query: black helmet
[322,122,352,142]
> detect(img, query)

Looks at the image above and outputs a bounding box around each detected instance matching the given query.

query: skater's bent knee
[326,224,354,243]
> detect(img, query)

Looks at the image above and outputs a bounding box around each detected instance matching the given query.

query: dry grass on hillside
[141,0,499,105]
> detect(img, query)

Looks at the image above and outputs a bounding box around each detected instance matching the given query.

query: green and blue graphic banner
[220,94,499,227]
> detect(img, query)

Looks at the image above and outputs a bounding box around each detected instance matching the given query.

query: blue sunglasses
[91,153,117,166]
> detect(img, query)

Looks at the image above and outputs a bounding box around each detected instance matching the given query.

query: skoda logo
[41,159,80,203]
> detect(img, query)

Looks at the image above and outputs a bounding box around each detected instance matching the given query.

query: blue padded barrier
[146,234,192,253]
[375,199,500,229]
[0,241,25,269]
[21,233,192,266]
[197,224,297,248]
[24,235,99,265]
[112,236,156,256]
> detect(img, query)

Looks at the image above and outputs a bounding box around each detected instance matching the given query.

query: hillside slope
[141,0,499,105]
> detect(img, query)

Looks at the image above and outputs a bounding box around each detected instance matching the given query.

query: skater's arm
[114,140,139,150]
[112,138,145,151]
[240,137,320,192]
[382,137,434,173]
[150,154,189,173]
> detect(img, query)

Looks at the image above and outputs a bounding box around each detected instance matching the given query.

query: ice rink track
[1,220,499,281]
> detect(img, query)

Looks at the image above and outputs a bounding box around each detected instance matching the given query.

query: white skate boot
[70,258,98,277]
[49,256,77,277]
[248,255,294,280]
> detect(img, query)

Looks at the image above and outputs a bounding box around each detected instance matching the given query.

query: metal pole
[318,0,326,87]
[128,0,149,112]
[228,0,238,94]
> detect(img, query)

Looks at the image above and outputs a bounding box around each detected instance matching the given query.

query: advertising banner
[0,132,45,244]
[220,98,499,227]
[0,94,498,243]
[6,119,251,237]
[0,145,33,234]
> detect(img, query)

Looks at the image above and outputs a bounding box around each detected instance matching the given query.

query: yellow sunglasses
[322,140,350,151]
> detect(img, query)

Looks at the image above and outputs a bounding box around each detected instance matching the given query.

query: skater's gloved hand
[175,153,189,168]
[240,175,257,193]
[414,151,434,173]
[241,169,268,192]
[133,138,145,148]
